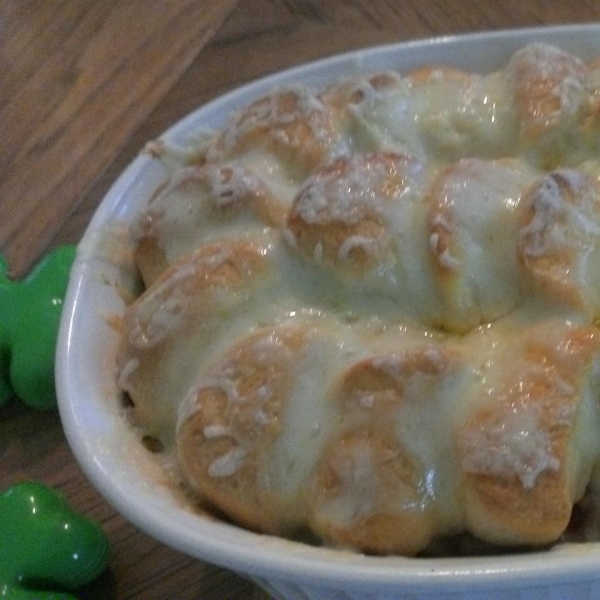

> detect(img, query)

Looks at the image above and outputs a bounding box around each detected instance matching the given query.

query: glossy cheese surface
[117,42,600,556]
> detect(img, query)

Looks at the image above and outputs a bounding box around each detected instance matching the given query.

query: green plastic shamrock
[0,245,76,410]
[0,482,109,599]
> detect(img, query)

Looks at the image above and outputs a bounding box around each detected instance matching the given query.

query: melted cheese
[117,42,600,555]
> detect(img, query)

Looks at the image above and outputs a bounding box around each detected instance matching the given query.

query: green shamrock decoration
[0,482,109,599]
[0,245,76,410]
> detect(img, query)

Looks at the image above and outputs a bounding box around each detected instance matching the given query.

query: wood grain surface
[2,1,600,598]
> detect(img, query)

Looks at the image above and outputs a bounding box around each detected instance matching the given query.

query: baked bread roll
[427,157,537,331]
[404,65,518,161]
[459,320,600,546]
[118,240,274,444]
[176,325,350,534]
[204,88,341,184]
[285,151,426,279]
[507,42,591,167]
[117,42,600,556]
[133,163,285,286]
[307,344,467,555]
[519,167,600,316]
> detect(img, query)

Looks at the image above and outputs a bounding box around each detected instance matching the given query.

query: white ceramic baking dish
[57,23,600,600]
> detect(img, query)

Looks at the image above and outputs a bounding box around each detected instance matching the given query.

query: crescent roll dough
[118,241,274,444]
[285,152,426,276]
[118,42,600,556]
[176,325,348,534]
[133,163,286,286]
[307,345,467,555]
[519,167,600,315]
[427,157,537,331]
[459,321,600,546]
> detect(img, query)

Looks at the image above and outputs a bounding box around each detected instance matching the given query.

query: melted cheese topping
[118,43,600,556]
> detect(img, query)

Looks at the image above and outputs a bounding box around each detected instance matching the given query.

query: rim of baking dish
[57,22,600,593]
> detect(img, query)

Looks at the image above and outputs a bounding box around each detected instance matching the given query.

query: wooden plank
[0,0,239,276]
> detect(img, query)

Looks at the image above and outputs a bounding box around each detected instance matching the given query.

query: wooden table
[2,1,600,598]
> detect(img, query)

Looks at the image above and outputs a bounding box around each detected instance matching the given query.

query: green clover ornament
[0,245,76,410]
[0,482,109,599]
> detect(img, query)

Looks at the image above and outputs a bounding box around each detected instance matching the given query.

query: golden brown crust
[508,43,588,139]
[309,428,432,555]
[205,88,338,178]
[133,163,285,287]
[308,346,461,555]
[405,66,474,87]
[518,169,600,314]
[321,71,404,117]
[507,43,590,168]
[285,152,424,275]
[458,325,600,545]
[176,327,310,534]
[426,158,535,331]
[118,241,272,439]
